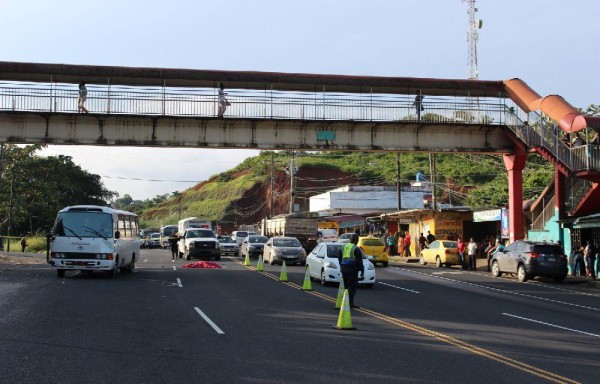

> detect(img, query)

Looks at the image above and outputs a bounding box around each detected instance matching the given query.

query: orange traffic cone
[279,260,289,282]
[334,278,345,309]
[301,265,313,291]
[333,289,356,330]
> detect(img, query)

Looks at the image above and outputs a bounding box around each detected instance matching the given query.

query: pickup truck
[178,228,221,261]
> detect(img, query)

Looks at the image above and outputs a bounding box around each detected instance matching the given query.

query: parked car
[419,240,461,268]
[338,233,354,244]
[357,236,389,267]
[240,235,268,259]
[218,235,240,256]
[263,236,306,265]
[490,240,567,282]
[306,242,376,287]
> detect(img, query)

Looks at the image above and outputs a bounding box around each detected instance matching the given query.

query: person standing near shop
[467,237,478,271]
[338,234,364,309]
[457,237,466,270]
[584,240,596,279]
[404,231,412,257]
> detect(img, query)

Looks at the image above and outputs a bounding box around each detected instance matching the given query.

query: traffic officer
[168,233,180,261]
[339,234,364,309]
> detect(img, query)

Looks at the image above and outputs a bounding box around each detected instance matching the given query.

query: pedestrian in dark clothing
[418,233,427,253]
[413,90,424,120]
[426,231,436,245]
[168,234,179,261]
[20,238,27,252]
[584,240,596,279]
[338,234,364,309]
[572,245,584,276]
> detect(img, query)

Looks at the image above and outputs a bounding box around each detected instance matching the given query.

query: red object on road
[181,261,222,269]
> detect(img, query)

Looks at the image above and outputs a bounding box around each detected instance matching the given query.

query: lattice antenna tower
[463,0,482,80]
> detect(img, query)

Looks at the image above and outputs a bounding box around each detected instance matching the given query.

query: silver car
[263,236,307,266]
[218,235,240,256]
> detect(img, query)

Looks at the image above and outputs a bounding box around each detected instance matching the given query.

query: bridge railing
[0,82,509,125]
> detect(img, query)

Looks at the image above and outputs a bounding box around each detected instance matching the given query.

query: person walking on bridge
[217,83,231,118]
[78,82,88,113]
[338,234,364,309]
[413,90,424,120]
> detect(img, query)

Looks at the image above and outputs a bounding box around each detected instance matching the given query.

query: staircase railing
[565,177,593,213]
[530,195,556,231]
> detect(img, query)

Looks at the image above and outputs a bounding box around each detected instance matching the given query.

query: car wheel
[108,264,118,278]
[419,254,426,265]
[215,255,221,261]
[435,256,442,268]
[517,264,528,282]
[185,249,191,261]
[320,269,328,286]
[491,261,502,277]
[126,258,135,273]
[57,269,65,278]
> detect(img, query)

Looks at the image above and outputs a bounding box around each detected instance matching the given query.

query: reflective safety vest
[342,243,357,263]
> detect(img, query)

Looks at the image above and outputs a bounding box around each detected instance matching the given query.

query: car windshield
[150,233,160,239]
[219,237,234,243]
[443,241,458,248]
[361,239,384,246]
[273,238,302,247]
[249,236,268,243]
[53,211,113,239]
[326,244,344,258]
[339,234,352,239]
[187,230,215,238]
[235,231,248,238]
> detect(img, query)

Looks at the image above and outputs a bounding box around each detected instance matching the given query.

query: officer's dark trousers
[341,264,359,306]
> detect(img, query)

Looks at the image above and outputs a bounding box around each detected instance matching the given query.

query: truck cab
[178,228,221,261]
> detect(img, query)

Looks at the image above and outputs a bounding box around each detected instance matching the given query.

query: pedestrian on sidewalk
[457,237,466,270]
[584,240,596,279]
[20,238,28,252]
[467,237,478,271]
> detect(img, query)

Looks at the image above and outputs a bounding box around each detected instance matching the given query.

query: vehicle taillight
[529,252,540,259]
[445,249,454,254]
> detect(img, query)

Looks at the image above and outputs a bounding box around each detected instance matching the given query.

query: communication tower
[463,0,483,80]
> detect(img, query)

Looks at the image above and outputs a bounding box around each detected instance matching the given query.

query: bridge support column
[503,149,527,242]
[554,169,566,246]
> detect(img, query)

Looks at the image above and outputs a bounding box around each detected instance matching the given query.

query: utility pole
[270,153,274,218]
[429,153,436,210]
[289,152,295,214]
[396,152,402,211]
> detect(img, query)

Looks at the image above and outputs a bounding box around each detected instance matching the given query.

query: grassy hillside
[139,151,553,228]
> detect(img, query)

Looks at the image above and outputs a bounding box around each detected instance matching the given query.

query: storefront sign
[473,209,501,222]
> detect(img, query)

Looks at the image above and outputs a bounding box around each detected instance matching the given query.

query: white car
[337,233,354,244]
[306,242,376,287]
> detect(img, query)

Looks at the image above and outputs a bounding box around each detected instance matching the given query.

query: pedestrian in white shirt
[467,238,478,271]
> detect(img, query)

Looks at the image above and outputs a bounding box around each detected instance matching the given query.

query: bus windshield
[53,211,113,239]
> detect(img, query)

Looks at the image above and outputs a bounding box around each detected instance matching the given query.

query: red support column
[503,149,527,242]
[554,169,565,220]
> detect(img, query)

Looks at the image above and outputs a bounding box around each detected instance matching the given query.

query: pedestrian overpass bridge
[1,61,599,241]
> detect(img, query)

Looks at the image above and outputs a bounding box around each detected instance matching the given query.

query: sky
[1,0,598,200]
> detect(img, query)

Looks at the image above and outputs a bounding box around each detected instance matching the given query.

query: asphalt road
[1,249,598,384]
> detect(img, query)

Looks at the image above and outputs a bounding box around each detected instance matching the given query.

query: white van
[49,205,140,278]
[231,230,256,246]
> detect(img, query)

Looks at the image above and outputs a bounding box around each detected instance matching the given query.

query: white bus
[49,205,140,278]
[160,225,178,248]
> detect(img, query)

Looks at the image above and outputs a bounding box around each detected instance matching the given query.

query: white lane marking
[503,313,600,338]
[194,307,225,334]
[378,281,420,293]
[144,259,148,263]
[398,268,600,312]
[176,278,183,288]
[432,271,464,275]
[172,266,176,271]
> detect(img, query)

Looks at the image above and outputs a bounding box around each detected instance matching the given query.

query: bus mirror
[114,230,121,239]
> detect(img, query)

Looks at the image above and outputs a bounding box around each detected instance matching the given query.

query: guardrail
[0,83,509,124]
[531,196,556,231]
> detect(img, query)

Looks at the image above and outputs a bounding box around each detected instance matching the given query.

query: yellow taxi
[357,236,389,267]
[419,240,461,268]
